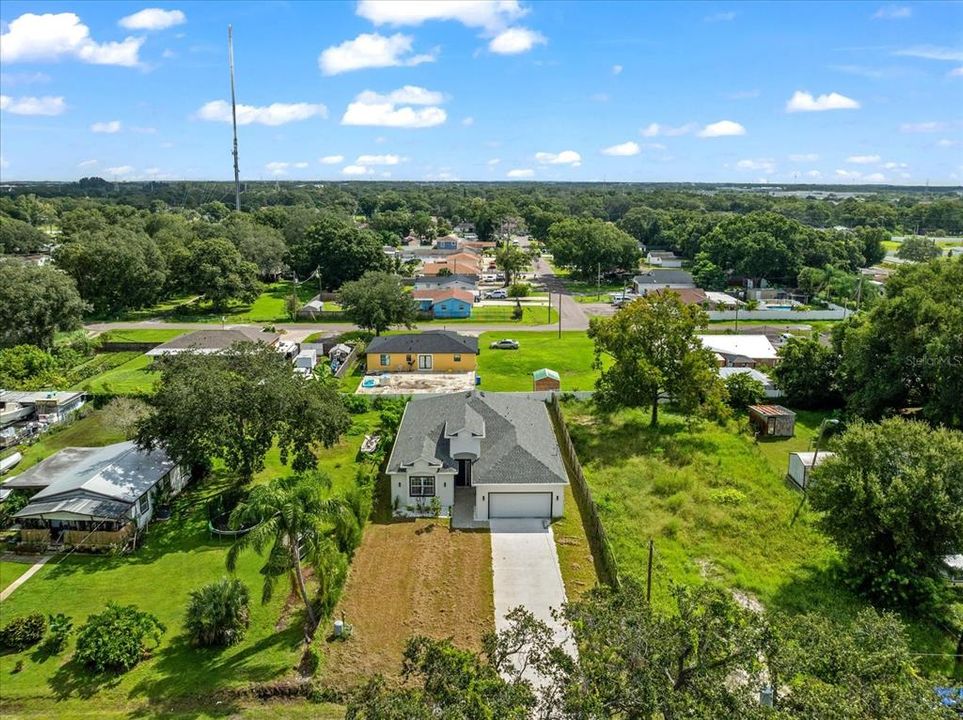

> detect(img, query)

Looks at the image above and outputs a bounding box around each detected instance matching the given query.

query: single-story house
[717,367,783,398]
[413,274,479,294]
[699,334,780,368]
[422,259,481,277]
[366,331,479,373]
[533,368,561,392]
[412,289,475,319]
[650,287,709,305]
[436,234,462,250]
[6,441,188,548]
[293,348,317,376]
[146,328,280,356]
[704,291,744,309]
[633,270,696,296]
[1,390,87,428]
[387,391,569,521]
[786,450,835,490]
[748,404,796,437]
[297,296,325,318]
[646,250,684,268]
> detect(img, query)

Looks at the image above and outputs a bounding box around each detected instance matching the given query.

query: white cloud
[950,67,963,77]
[805,170,822,179]
[119,8,186,31]
[698,120,746,138]
[106,165,134,176]
[835,169,862,180]
[0,94,66,116]
[847,154,881,164]
[462,116,475,126]
[319,32,436,75]
[356,1,527,31]
[90,120,122,133]
[786,90,860,112]
[341,86,446,128]
[590,93,610,103]
[487,158,501,166]
[704,11,736,22]
[0,71,51,86]
[489,27,545,54]
[864,172,886,182]
[535,150,581,166]
[78,159,98,168]
[900,121,948,133]
[937,139,959,147]
[196,100,327,126]
[319,155,344,164]
[612,64,623,75]
[894,46,963,62]
[342,165,372,176]
[640,122,697,137]
[789,153,819,162]
[162,49,177,59]
[356,154,404,165]
[506,168,534,178]
[0,12,144,67]
[872,5,911,19]
[265,161,308,175]
[601,141,640,157]
[736,158,776,173]
[882,161,908,169]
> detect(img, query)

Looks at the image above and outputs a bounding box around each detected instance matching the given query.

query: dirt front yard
[321,519,494,689]
[355,371,477,395]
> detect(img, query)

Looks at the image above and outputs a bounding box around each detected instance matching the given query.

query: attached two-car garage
[488,491,553,519]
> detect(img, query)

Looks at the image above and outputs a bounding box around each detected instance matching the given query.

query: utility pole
[228,25,241,212]
[646,539,654,603]
[547,292,552,323]
[557,292,562,338]
[596,262,601,301]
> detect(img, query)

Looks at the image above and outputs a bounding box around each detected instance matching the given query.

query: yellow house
[365,331,478,373]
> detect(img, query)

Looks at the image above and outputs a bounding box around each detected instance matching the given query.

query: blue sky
[1,1,961,184]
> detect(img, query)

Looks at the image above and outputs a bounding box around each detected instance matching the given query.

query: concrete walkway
[0,555,52,602]
[490,518,574,681]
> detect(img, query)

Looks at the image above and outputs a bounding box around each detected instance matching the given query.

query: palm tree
[226,472,346,628]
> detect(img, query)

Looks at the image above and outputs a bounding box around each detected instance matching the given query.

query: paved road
[489,519,574,681]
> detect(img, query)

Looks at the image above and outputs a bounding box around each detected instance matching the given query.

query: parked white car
[486,288,509,299]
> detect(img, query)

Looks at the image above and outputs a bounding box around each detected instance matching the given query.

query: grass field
[553,485,597,600]
[97,329,189,344]
[74,353,159,395]
[476,331,601,392]
[0,410,382,718]
[13,409,129,473]
[0,559,32,593]
[421,304,557,325]
[562,400,957,675]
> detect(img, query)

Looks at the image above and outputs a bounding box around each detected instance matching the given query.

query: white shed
[787,451,835,490]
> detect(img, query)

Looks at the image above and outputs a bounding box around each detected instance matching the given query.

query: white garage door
[489,492,552,519]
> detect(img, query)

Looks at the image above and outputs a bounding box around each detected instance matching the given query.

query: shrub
[723,372,766,409]
[507,283,531,298]
[511,302,524,320]
[0,613,46,651]
[45,613,73,653]
[74,603,165,672]
[341,394,370,414]
[185,578,251,648]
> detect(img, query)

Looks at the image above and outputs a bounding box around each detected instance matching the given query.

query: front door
[455,459,472,487]
[417,354,433,371]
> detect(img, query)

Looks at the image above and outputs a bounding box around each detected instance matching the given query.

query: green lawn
[563,401,956,675]
[476,331,601,392]
[0,411,381,718]
[74,354,159,396]
[421,305,556,325]
[97,329,188,344]
[0,559,32,592]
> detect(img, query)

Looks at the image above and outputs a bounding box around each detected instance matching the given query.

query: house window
[453,354,461,362]
[418,354,432,370]
[409,476,435,497]
[379,354,390,367]
[137,494,150,515]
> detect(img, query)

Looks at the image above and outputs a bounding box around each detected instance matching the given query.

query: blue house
[412,289,474,319]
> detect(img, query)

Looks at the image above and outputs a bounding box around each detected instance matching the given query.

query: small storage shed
[748,404,796,437]
[532,368,561,392]
[787,451,834,490]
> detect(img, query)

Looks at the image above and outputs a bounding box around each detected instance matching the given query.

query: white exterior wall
[473,483,566,520]
[390,461,456,516]
[448,433,481,458]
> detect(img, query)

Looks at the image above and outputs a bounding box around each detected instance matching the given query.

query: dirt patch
[356,372,477,395]
[320,519,494,689]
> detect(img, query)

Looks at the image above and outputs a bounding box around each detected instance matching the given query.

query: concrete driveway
[490,519,574,669]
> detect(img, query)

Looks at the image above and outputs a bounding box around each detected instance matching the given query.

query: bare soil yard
[321,519,494,688]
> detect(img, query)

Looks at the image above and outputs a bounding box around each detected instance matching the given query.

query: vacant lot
[476,331,602,392]
[563,401,956,674]
[74,353,158,395]
[321,520,494,689]
[422,304,557,326]
[97,328,189,344]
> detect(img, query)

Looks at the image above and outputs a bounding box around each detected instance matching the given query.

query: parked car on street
[489,339,520,350]
[486,289,509,299]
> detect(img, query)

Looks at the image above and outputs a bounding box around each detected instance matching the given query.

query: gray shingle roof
[147,328,280,354]
[634,270,695,285]
[367,331,478,356]
[387,392,568,486]
[15,496,131,521]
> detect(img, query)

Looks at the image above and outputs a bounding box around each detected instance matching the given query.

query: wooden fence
[545,394,621,590]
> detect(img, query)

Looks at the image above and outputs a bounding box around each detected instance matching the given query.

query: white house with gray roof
[387,392,569,522]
